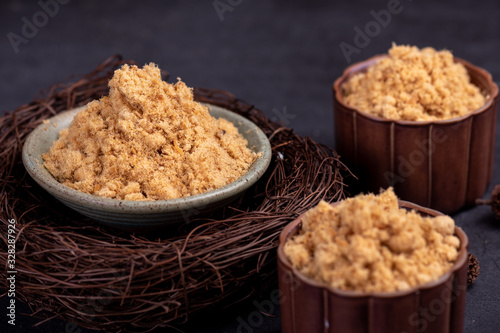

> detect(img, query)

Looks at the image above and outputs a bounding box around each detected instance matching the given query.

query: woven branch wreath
[0,55,349,332]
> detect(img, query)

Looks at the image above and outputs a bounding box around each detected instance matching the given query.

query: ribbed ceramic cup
[333,55,498,214]
[278,201,469,333]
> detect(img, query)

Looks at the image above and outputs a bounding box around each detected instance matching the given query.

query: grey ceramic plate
[22,103,272,231]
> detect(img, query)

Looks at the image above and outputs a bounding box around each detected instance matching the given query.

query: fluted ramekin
[333,55,498,214]
[278,200,469,333]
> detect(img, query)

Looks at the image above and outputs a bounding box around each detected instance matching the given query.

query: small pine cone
[467,253,480,286]
[476,184,500,220]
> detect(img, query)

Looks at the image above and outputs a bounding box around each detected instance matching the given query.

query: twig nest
[0,55,349,332]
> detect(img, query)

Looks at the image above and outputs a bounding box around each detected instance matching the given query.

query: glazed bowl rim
[22,103,272,215]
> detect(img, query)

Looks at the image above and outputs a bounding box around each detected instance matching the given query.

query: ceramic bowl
[22,103,272,231]
[278,200,469,333]
[333,55,499,214]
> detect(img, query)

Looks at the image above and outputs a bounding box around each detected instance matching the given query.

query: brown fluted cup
[278,201,469,333]
[333,55,498,214]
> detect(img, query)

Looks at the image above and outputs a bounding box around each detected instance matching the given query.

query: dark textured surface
[1,0,499,332]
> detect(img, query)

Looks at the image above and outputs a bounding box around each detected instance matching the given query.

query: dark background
[1,0,499,332]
